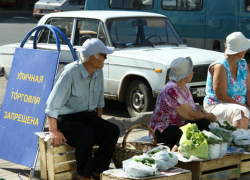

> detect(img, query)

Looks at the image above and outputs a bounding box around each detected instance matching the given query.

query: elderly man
[45,38,120,180]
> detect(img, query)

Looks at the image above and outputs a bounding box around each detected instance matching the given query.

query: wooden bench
[38,137,99,180]
[101,167,192,180]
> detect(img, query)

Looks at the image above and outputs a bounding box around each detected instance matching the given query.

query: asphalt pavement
[0,13,37,47]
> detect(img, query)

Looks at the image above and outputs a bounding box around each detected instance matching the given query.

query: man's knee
[110,123,120,138]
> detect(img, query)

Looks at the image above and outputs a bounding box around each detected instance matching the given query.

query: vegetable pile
[215,120,237,131]
[179,123,209,159]
[131,157,155,167]
[204,132,222,145]
[209,121,236,143]
[148,150,161,157]
[186,124,207,149]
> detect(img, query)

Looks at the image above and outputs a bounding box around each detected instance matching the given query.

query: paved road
[0,14,37,46]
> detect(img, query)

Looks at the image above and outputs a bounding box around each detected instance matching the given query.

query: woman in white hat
[204,32,250,129]
[150,57,216,152]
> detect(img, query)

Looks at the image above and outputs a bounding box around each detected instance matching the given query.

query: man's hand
[49,129,67,147]
[47,116,67,147]
[205,113,217,122]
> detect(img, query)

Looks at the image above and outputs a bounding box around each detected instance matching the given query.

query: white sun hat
[169,57,193,81]
[225,32,250,55]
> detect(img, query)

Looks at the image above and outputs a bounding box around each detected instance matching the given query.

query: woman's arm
[176,103,216,122]
[212,64,242,105]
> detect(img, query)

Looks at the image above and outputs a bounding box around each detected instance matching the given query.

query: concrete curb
[104,111,153,131]
[43,112,153,133]
[0,11,32,15]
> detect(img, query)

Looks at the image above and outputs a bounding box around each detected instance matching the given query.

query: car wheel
[126,79,154,117]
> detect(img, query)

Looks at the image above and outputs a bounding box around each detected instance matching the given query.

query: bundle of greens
[179,123,209,159]
[186,124,207,149]
[215,120,237,131]
[204,131,222,145]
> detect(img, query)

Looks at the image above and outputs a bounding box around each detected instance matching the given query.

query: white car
[0,11,223,116]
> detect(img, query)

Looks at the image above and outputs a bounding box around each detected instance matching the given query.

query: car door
[205,0,238,52]
[238,0,250,40]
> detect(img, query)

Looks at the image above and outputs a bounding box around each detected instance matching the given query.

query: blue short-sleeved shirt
[204,57,247,105]
[45,60,105,119]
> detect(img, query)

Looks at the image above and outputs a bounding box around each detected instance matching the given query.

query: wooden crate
[101,168,192,180]
[176,155,241,180]
[39,137,99,180]
[241,154,250,174]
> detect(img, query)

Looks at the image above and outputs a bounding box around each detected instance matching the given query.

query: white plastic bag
[232,129,250,148]
[146,145,170,155]
[203,130,222,159]
[220,142,228,156]
[208,144,221,159]
[152,151,178,171]
[123,154,157,178]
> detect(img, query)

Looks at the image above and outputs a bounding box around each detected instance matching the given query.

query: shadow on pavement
[0,167,40,179]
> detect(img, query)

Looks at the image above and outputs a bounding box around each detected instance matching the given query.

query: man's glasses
[100,53,107,59]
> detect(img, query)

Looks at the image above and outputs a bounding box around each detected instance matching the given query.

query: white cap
[225,32,250,55]
[169,57,193,81]
[81,38,114,57]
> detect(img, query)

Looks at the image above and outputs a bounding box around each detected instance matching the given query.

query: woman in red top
[150,57,216,151]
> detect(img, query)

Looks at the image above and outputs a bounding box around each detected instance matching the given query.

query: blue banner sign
[0,48,59,167]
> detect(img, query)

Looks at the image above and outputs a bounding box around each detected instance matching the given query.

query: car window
[106,17,184,48]
[162,0,203,11]
[109,0,153,10]
[74,19,107,46]
[38,18,74,45]
[68,0,85,5]
[245,0,250,11]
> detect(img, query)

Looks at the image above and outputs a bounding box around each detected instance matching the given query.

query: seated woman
[150,57,216,152]
[204,32,250,130]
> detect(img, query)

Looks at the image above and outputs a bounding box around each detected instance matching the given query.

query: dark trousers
[155,118,210,146]
[57,111,120,177]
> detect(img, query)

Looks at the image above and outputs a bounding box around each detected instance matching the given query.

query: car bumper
[33,13,44,20]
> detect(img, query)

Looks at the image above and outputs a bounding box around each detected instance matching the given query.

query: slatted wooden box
[176,155,241,180]
[101,168,192,180]
[241,154,250,174]
[39,137,98,180]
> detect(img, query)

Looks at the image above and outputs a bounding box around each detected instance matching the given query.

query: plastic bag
[203,130,223,145]
[203,130,222,159]
[179,123,209,159]
[208,144,221,159]
[220,142,228,156]
[209,124,233,143]
[146,145,170,156]
[123,154,157,178]
[233,129,250,148]
[152,151,178,171]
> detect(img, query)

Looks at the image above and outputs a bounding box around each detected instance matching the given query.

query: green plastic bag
[179,123,209,159]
